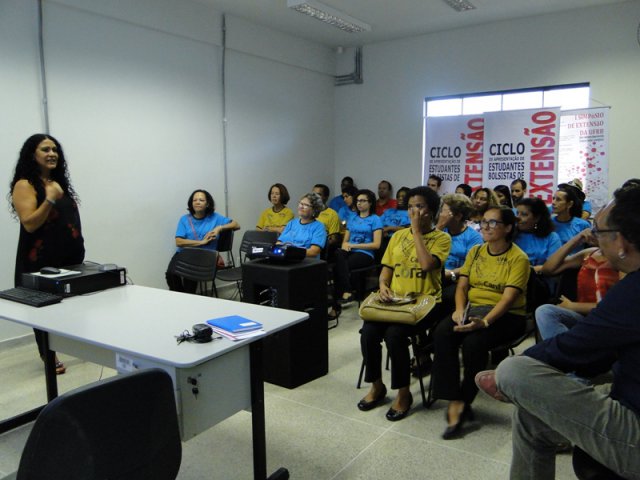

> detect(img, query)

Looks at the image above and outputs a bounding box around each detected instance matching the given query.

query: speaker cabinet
[242,258,328,389]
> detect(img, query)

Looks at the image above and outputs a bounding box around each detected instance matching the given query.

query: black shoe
[385,393,413,422]
[357,385,387,411]
[442,403,474,439]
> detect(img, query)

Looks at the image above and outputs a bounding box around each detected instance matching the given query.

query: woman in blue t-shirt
[338,185,358,226]
[277,192,327,258]
[515,197,562,271]
[380,187,410,237]
[437,193,483,309]
[166,189,239,293]
[552,183,590,255]
[330,189,382,318]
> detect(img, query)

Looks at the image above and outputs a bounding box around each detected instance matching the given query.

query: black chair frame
[357,327,431,408]
[215,230,278,300]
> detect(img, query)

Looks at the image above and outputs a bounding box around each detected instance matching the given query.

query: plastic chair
[168,247,219,296]
[356,327,431,408]
[13,368,181,480]
[215,230,278,300]
[572,446,626,480]
[216,229,235,268]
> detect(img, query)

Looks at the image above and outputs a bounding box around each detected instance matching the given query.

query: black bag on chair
[527,270,552,313]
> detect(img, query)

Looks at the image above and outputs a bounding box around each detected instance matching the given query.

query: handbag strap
[187,215,202,240]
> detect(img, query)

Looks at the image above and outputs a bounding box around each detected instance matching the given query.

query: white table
[0,285,307,480]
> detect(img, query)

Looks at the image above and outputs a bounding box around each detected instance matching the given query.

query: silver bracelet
[46,198,56,206]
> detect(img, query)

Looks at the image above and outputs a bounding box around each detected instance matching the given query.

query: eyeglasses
[480,219,505,229]
[298,202,312,209]
[591,224,618,238]
[356,199,370,203]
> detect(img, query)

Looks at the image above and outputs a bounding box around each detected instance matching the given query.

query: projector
[251,244,306,263]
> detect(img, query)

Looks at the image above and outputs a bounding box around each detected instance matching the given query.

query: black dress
[14,191,85,356]
[14,193,85,285]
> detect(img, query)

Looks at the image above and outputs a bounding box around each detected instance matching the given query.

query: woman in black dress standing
[9,134,85,374]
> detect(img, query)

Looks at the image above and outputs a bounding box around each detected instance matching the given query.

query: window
[425,83,589,117]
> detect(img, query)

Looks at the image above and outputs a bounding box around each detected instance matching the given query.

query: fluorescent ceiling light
[442,0,476,12]
[287,0,371,33]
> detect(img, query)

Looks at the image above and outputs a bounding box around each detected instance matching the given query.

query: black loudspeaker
[242,258,328,389]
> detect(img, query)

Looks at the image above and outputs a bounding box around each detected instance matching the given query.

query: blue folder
[206,315,263,333]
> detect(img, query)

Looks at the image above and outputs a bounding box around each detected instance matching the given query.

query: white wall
[0,0,334,342]
[334,1,640,195]
[0,1,44,340]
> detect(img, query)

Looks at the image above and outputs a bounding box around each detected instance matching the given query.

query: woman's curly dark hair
[187,189,215,216]
[517,197,554,237]
[355,189,377,215]
[8,134,78,215]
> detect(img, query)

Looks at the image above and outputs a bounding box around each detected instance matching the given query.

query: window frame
[424,82,590,117]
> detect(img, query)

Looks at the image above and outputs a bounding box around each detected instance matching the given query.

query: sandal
[339,294,355,306]
[55,361,66,375]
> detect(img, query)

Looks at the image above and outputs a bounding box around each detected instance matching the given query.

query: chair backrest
[216,229,235,267]
[557,267,580,301]
[526,267,552,313]
[239,230,279,262]
[17,369,181,480]
[216,229,234,253]
[170,247,218,283]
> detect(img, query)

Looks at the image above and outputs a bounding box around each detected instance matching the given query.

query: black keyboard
[0,287,63,307]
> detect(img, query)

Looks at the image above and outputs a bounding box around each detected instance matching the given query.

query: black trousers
[431,311,526,404]
[360,302,446,390]
[333,249,374,298]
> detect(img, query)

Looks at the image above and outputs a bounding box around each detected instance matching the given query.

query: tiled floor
[0,306,575,479]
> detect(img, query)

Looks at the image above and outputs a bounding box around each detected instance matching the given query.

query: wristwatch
[449,271,457,282]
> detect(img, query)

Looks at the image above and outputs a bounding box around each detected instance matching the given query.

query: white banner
[423,115,484,194]
[483,108,560,204]
[558,107,610,213]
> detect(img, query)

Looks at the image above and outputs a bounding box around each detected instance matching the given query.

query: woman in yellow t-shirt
[256,183,294,234]
[357,186,451,422]
[432,205,530,440]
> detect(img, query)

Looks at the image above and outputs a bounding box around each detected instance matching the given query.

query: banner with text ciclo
[424,115,484,194]
[483,108,560,204]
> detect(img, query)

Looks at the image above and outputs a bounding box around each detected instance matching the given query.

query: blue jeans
[496,356,640,480]
[535,304,584,340]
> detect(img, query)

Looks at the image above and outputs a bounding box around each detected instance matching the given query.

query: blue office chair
[14,368,181,480]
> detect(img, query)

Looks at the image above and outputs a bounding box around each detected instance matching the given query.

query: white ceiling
[198,0,629,48]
